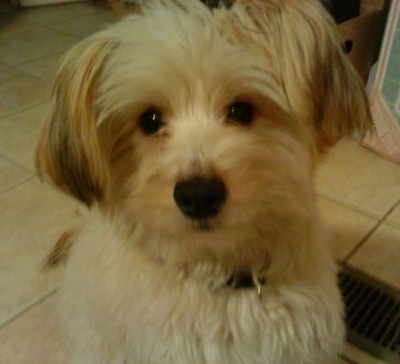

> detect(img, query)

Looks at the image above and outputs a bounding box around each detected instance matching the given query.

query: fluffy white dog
[36,0,372,363]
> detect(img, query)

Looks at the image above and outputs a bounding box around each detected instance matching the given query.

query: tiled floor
[0,1,398,364]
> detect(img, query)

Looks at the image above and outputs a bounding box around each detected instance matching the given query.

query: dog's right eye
[227,102,254,126]
[139,109,165,135]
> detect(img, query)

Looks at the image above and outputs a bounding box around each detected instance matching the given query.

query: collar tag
[225,272,267,299]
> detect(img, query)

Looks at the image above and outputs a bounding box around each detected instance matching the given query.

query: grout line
[12,55,60,83]
[383,218,400,230]
[13,49,64,65]
[0,150,36,175]
[18,3,101,27]
[343,198,400,262]
[318,191,383,220]
[0,176,36,197]
[0,27,77,81]
[7,62,49,84]
[38,12,114,41]
[40,22,82,40]
[343,222,381,263]
[23,11,109,42]
[0,59,52,86]
[0,287,57,330]
[0,100,50,121]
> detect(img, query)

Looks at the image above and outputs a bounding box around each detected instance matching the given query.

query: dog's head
[36,0,372,281]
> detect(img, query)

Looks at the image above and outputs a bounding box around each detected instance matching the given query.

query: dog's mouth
[191,219,216,231]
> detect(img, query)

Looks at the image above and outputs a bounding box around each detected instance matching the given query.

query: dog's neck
[223,271,267,297]
[140,244,270,297]
[225,271,266,289]
[207,268,269,299]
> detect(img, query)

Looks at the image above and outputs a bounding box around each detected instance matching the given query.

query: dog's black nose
[173,177,226,219]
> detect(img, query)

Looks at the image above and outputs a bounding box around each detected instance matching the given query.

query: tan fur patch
[44,230,77,268]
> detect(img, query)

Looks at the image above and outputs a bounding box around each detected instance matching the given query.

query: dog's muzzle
[173,177,226,219]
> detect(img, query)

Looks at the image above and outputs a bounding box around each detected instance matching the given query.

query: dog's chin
[193,222,213,232]
[181,218,268,263]
[190,218,218,232]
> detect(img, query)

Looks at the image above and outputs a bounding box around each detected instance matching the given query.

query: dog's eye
[139,109,165,135]
[228,102,254,126]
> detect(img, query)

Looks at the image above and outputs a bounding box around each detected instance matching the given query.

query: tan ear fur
[219,0,373,151]
[36,36,116,206]
[310,13,373,149]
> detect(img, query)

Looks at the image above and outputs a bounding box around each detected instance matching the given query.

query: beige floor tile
[342,342,387,364]
[318,197,378,261]
[47,10,114,39]
[0,102,49,171]
[0,294,69,364]
[386,203,400,228]
[0,9,39,36]
[0,26,78,66]
[0,179,82,324]
[20,2,102,25]
[0,62,19,81]
[16,52,63,82]
[0,63,50,118]
[316,138,400,218]
[0,155,32,193]
[348,223,400,289]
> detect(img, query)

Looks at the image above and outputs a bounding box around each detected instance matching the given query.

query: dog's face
[37,0,372,281]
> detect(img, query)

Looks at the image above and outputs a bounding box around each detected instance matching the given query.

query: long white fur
[36,0,373,363]
[60,208,343,364]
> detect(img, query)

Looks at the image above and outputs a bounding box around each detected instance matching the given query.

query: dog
[36,0,373,363]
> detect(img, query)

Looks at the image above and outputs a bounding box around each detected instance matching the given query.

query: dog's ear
[36,36,117,206]
[224,0,373,151]
[305,4,374,150]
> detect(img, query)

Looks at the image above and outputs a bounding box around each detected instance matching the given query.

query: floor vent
[338,265,400,364]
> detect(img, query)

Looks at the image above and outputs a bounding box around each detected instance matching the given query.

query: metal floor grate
[338,265,400,363]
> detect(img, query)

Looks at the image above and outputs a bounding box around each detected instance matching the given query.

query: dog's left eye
[228,102,254,126]
[139,109,165,135]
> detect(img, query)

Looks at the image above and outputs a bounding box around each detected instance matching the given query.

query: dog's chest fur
[59,211,344,364]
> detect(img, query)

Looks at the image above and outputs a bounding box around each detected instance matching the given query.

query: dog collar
[200,0,235,9]
[221,272,267,298]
